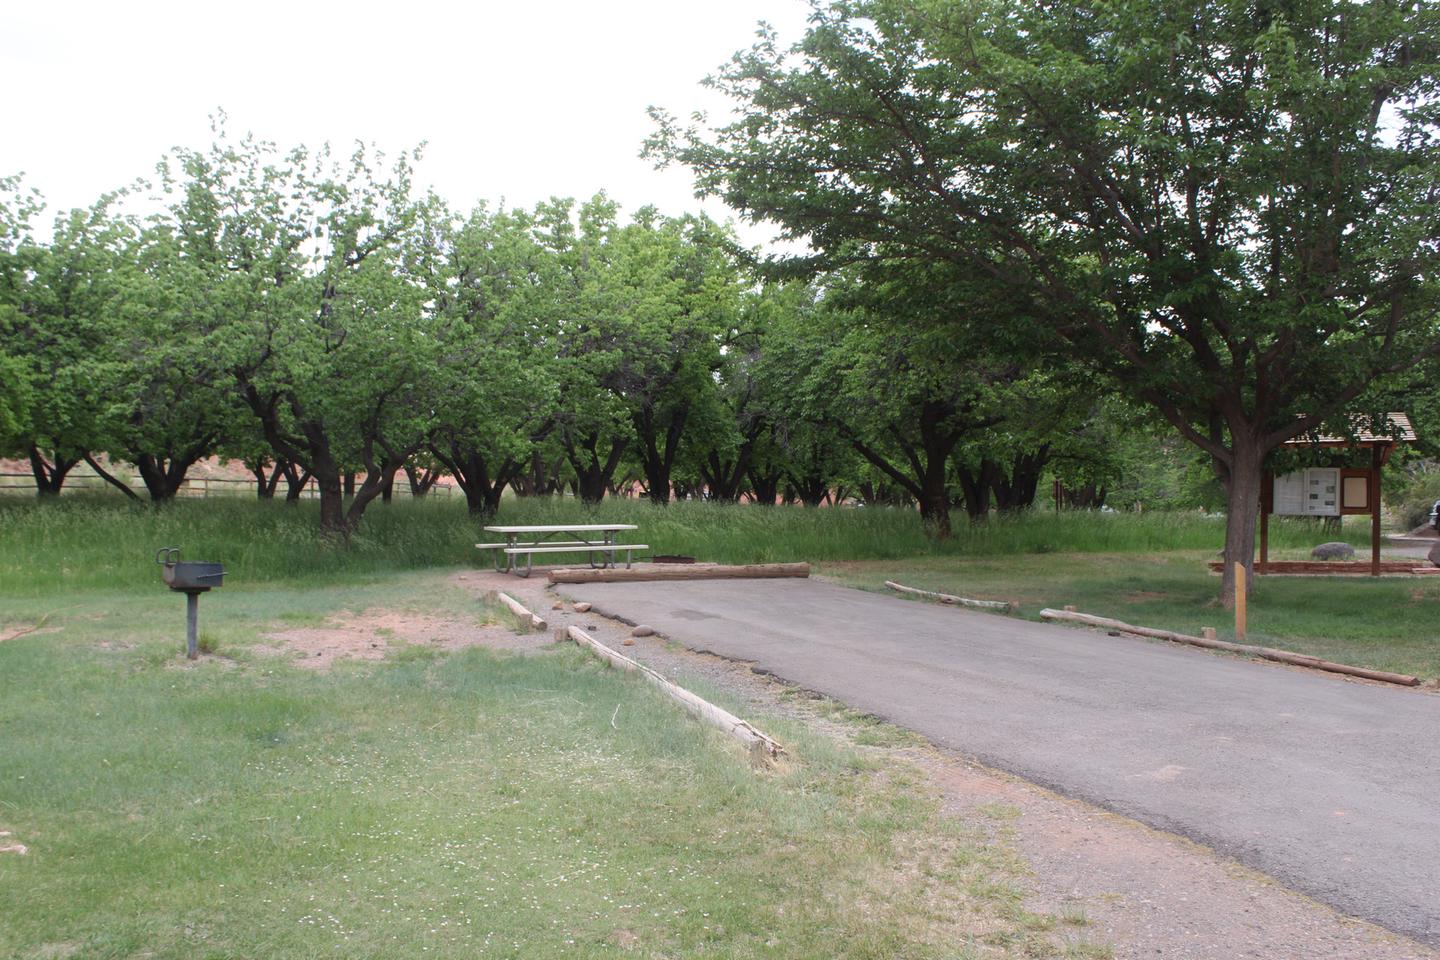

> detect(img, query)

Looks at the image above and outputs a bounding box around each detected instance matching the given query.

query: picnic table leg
[515,550,532,578]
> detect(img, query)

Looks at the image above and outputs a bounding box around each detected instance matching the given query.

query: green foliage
[652,0,1440,594]
[1388,462,1440,531]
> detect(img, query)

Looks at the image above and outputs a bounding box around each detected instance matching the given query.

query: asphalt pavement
[557,577,1440,947]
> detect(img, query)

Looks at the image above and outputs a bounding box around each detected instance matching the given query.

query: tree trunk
[1060,482,1108,510]
[1217,438,1264,609]
[512,451,565,497]
[747,466,781,505]
[251,462,285,500]
[845,401,973,538]
[81,453,142,502]
[135,453,202,502]
[265,461,286,499]
[28,447,79,496]
[990,447,1050,513]
[343,471,356,498]
[431,444,516,519]
[575,467,609,505]
[916,460,953,540]
[788,469,829,507]
[955,461,996,521]
[282,462,311,501]
[316,468,346,536]
[341,452,409,531]
[404,463,441,498]
[634,403,688,506]
[562,431,627,507]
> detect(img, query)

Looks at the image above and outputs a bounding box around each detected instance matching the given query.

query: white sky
[1,0,814,250]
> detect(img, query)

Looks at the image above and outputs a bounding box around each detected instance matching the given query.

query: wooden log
[1210,560,1419,575]
[548,563,810,584]
[884,580,1016,613]
[494,591,546,632]
[567,625,784,762]
[1038,608,1421,687]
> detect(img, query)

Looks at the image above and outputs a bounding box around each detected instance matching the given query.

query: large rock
[1310,541,1356,561]
[1429,541,1440,569]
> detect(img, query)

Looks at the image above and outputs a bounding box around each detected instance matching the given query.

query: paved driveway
[558,577,1440,947]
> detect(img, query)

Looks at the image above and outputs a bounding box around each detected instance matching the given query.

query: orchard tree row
[0,128,1131,539]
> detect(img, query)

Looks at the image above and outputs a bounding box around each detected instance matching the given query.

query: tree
[2,195,134,496]
[414,199,558,517]
[92,216,249,502]
[0,177,40,463]
[756,276,1024,536]
[652,0,1440,602]
[156,126,435,538]
[539,197,739,505]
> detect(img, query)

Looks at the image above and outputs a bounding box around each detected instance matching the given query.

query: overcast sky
[1,0,814,249]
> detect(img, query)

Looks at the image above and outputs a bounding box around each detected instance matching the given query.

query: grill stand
[184,590,202,660]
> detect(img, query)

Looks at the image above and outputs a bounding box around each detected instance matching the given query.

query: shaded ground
[553,574,1440,953]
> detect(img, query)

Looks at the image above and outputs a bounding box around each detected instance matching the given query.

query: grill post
[186,591,200,659]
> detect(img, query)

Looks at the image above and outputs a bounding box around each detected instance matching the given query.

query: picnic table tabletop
[482,524,639,534]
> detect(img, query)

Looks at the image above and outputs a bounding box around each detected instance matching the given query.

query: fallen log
[1038,608,1421,687]
[1209,560,1419,575]
[565,624,784,763]
[491,591,546,632]
[884,580,1016,613]
[548,562,810,584]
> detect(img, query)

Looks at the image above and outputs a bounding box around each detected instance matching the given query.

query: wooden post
[1259,471,1272,575]
[1233,561,1247,642]
[1053,478,1062,513]
[1371,445,1382,578]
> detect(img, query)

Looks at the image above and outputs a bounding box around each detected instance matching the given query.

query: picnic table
[478,524,645,578]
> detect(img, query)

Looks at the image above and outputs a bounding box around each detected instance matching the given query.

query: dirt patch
[919,755,1437,960]
[0,829,27,856]
[258,607,550,671]
[0,619,62,643]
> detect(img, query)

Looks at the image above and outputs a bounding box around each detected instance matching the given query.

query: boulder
[631,625,655,637]
[1310,541,1356,561]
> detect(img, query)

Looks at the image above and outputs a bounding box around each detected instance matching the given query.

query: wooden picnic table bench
[478,524,645,578]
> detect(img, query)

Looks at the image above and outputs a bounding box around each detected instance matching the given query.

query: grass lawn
[0,571,1102,959]
[3,495,1434,955]
[822,551,1440,680]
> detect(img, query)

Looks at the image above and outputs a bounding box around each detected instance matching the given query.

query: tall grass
[0,493,1372,596]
